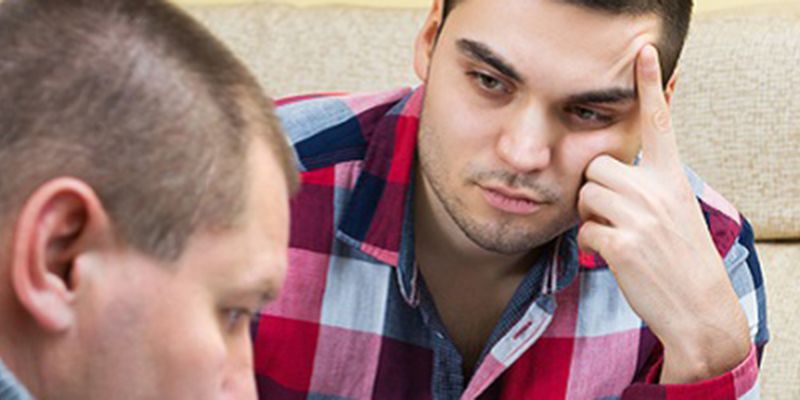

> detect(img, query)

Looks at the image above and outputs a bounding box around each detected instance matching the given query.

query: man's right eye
[467,71,509,95]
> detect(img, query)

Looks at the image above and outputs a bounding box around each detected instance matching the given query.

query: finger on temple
[636,44,680,169]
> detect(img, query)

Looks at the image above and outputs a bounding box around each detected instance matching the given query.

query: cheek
[555,131,638,187]
[560,129,638,165]
[86,265,234,398]
[420,89,503,179]
[600,121,642,163]
[165,306,226,361]
[147,289,230,397]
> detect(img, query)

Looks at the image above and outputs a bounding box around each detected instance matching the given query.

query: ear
[414,0,445,82]
[663,65,680,106]
[10,178,114,333]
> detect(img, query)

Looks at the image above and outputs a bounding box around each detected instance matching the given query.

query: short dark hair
[441,0,694,86]
[0,0,298,260]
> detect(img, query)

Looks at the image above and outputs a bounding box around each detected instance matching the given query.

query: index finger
[636,45,680,169]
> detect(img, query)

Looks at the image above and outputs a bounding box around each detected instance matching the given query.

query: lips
[480,186,543,215]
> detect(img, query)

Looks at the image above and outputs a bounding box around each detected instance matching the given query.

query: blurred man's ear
[664,66,680,106]
[414,0,445,82]
[10,178,114,333]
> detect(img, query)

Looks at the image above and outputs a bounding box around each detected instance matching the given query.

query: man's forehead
[225,266,282,300]
[445,0,661,97]
[184,234,283,299]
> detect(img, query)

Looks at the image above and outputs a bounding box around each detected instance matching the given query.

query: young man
[253,0,768,398]
[0,0,297,399]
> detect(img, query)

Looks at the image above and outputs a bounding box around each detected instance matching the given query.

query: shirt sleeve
[621,217,769,400]
[621,344,761,400]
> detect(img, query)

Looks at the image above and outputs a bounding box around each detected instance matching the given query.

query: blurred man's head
[413,0,691,255]
[0,0,297,398]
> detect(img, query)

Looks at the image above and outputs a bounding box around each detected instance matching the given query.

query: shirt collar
[335,87,425,267]
[0,358,33,400]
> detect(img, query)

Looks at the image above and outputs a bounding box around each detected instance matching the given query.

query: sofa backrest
[671,4,800,240]
[185,2,799,241]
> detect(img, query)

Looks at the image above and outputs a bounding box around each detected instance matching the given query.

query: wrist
[660,322,751,384]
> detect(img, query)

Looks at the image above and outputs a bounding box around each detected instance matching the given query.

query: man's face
[61,139,290,399]
[416,0,665,254]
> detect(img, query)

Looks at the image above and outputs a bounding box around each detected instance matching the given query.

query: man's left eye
[572,106,606,121]
[223,308,254,332]
[565,106,615,127]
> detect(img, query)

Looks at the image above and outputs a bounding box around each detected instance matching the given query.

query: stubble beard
[416,114,576,255]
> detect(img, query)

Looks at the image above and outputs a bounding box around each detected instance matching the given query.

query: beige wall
[176,0,790,12]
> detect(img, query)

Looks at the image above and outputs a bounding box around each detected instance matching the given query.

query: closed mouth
[479,185,545,215]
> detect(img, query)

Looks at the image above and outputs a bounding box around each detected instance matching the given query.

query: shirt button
[435,331,445,340]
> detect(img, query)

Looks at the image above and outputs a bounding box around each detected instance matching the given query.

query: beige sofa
[184,2,800,397]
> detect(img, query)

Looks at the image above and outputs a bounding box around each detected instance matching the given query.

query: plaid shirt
[0,359,32,400]
[253,87,769,400]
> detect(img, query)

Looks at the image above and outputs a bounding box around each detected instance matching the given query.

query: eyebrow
[456,38,637,107]
[457,38,524,84]
[260,281,280,302]
[240,274,281,304]
[566,88,637,105]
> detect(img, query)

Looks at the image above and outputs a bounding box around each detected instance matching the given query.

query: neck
[413,168,540,282]
[0,305,47,398]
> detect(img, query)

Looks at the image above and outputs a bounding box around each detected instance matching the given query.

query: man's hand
[576,45,751,384]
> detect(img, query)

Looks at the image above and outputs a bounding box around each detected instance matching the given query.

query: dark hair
[441,0,694,86]
[0,0,298,260]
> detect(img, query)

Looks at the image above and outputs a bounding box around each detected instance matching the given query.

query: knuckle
[652,109,673,133]
[585,161,597,178]
[641,188,666,213]
[598,154,618,169]
[578,183,593,201]
[634,214,660,234]
[580,223,608,251]
[581,183,602,205]
[612,234,640,264]
[617,251,637,267]
[587,155,613,177]
[607,235,629,257]
[577,224,592,244]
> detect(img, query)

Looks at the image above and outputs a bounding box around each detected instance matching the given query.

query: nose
[495,105,553,173]
[221,371,257,400]
[220,341,258,400]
